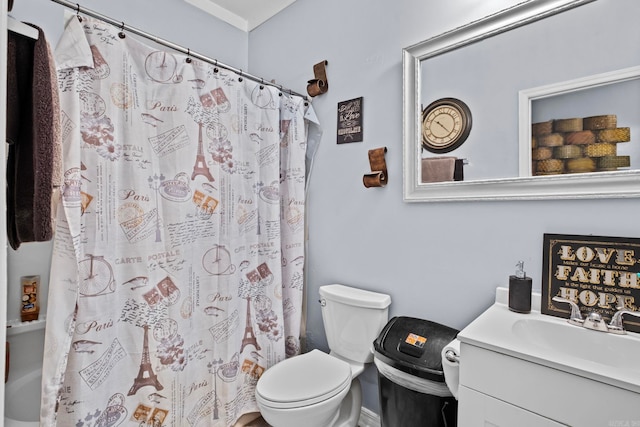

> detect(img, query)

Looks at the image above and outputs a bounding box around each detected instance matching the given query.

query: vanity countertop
[458,287,640,394]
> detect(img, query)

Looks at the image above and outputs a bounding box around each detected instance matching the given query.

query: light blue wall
[248,0,640,414]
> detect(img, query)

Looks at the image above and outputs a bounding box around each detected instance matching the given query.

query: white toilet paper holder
[444,349,459,363]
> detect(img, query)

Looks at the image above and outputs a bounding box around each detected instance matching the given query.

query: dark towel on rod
[6,24,61,250]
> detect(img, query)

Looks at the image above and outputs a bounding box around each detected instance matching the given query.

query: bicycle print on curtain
[42,15,310,427]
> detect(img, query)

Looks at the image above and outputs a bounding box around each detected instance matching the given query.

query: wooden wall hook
[363,147,388,188]
[307,60,329,97]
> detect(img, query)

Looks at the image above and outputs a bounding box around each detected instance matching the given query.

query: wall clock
[421,98,472,153]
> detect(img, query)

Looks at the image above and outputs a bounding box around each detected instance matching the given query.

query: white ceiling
[184,0,297,32]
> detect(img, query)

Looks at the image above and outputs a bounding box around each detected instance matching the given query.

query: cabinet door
[458,386,567,427]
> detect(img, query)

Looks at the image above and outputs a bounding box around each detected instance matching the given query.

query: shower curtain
[42,15,312,427]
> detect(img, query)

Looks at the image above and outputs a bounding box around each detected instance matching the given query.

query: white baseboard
[358,407,381,427]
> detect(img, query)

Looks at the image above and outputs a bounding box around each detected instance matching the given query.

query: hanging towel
[6,24,62,250]
[422,156,457,183]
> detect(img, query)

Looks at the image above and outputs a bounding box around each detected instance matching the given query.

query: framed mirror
[403,0,640,202]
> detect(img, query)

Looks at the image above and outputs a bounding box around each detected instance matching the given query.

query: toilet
[255,284,391,427]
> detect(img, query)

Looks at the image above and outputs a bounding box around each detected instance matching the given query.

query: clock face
[421,98,472,153]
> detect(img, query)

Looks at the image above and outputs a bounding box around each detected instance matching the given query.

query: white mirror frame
[403,0,640,202]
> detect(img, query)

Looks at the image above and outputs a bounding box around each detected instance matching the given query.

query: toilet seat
[256,350,352,409]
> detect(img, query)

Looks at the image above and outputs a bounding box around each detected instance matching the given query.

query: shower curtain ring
[213,59,218,73]
[75,3,82,21]
[186,48,192,63]
[238,69,243,82]
[260,78,264,90]
[118,22,126,39]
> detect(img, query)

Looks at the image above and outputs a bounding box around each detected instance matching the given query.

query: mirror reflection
[404,0,640,201]
[419,0,639,182]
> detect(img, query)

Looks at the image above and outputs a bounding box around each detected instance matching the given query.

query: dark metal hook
[118,21,126,39]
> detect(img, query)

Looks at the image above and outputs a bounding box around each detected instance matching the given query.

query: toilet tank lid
[319,284,391,309]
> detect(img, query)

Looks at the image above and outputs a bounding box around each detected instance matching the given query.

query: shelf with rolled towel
[421,157,468,183]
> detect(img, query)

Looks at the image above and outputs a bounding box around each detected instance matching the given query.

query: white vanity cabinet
[458,386,563,427]
[456,288,640,427]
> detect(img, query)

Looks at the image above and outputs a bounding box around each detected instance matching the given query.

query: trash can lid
[373,316,459,382]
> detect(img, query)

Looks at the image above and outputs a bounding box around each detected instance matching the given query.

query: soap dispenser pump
[509,261,532,313]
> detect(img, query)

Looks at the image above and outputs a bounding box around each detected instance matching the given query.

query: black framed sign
[542,233,640,333]
[337,97,363,144]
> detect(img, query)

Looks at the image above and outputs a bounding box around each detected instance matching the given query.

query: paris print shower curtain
[42,15,310,427]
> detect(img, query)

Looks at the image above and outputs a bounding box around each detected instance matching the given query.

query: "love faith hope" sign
[542,233,640,333]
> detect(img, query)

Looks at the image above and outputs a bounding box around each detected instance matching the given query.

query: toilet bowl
[255,284,391,427]
[256,350,354,427]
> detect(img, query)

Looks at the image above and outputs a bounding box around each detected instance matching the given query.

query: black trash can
[373,316,459,427]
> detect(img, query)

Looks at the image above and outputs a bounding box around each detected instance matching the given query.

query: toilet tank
[319,284,391,364]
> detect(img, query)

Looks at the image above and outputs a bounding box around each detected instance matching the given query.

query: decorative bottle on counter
[509,261,532,313]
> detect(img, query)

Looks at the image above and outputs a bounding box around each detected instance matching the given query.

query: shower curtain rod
[49,0,309,100]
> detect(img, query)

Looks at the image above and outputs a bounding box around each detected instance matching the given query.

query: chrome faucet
[607,308,640,335]
[552,296,609,332]
[552,296,585,326]
[553,296,640,334]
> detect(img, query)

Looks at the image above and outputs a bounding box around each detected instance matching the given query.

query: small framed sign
[337,97,363,144]
[542,233,640,333]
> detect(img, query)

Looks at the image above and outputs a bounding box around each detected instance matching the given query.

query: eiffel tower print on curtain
[240,297,260,353]
[191,122,214,182]
[128,324,163,396]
